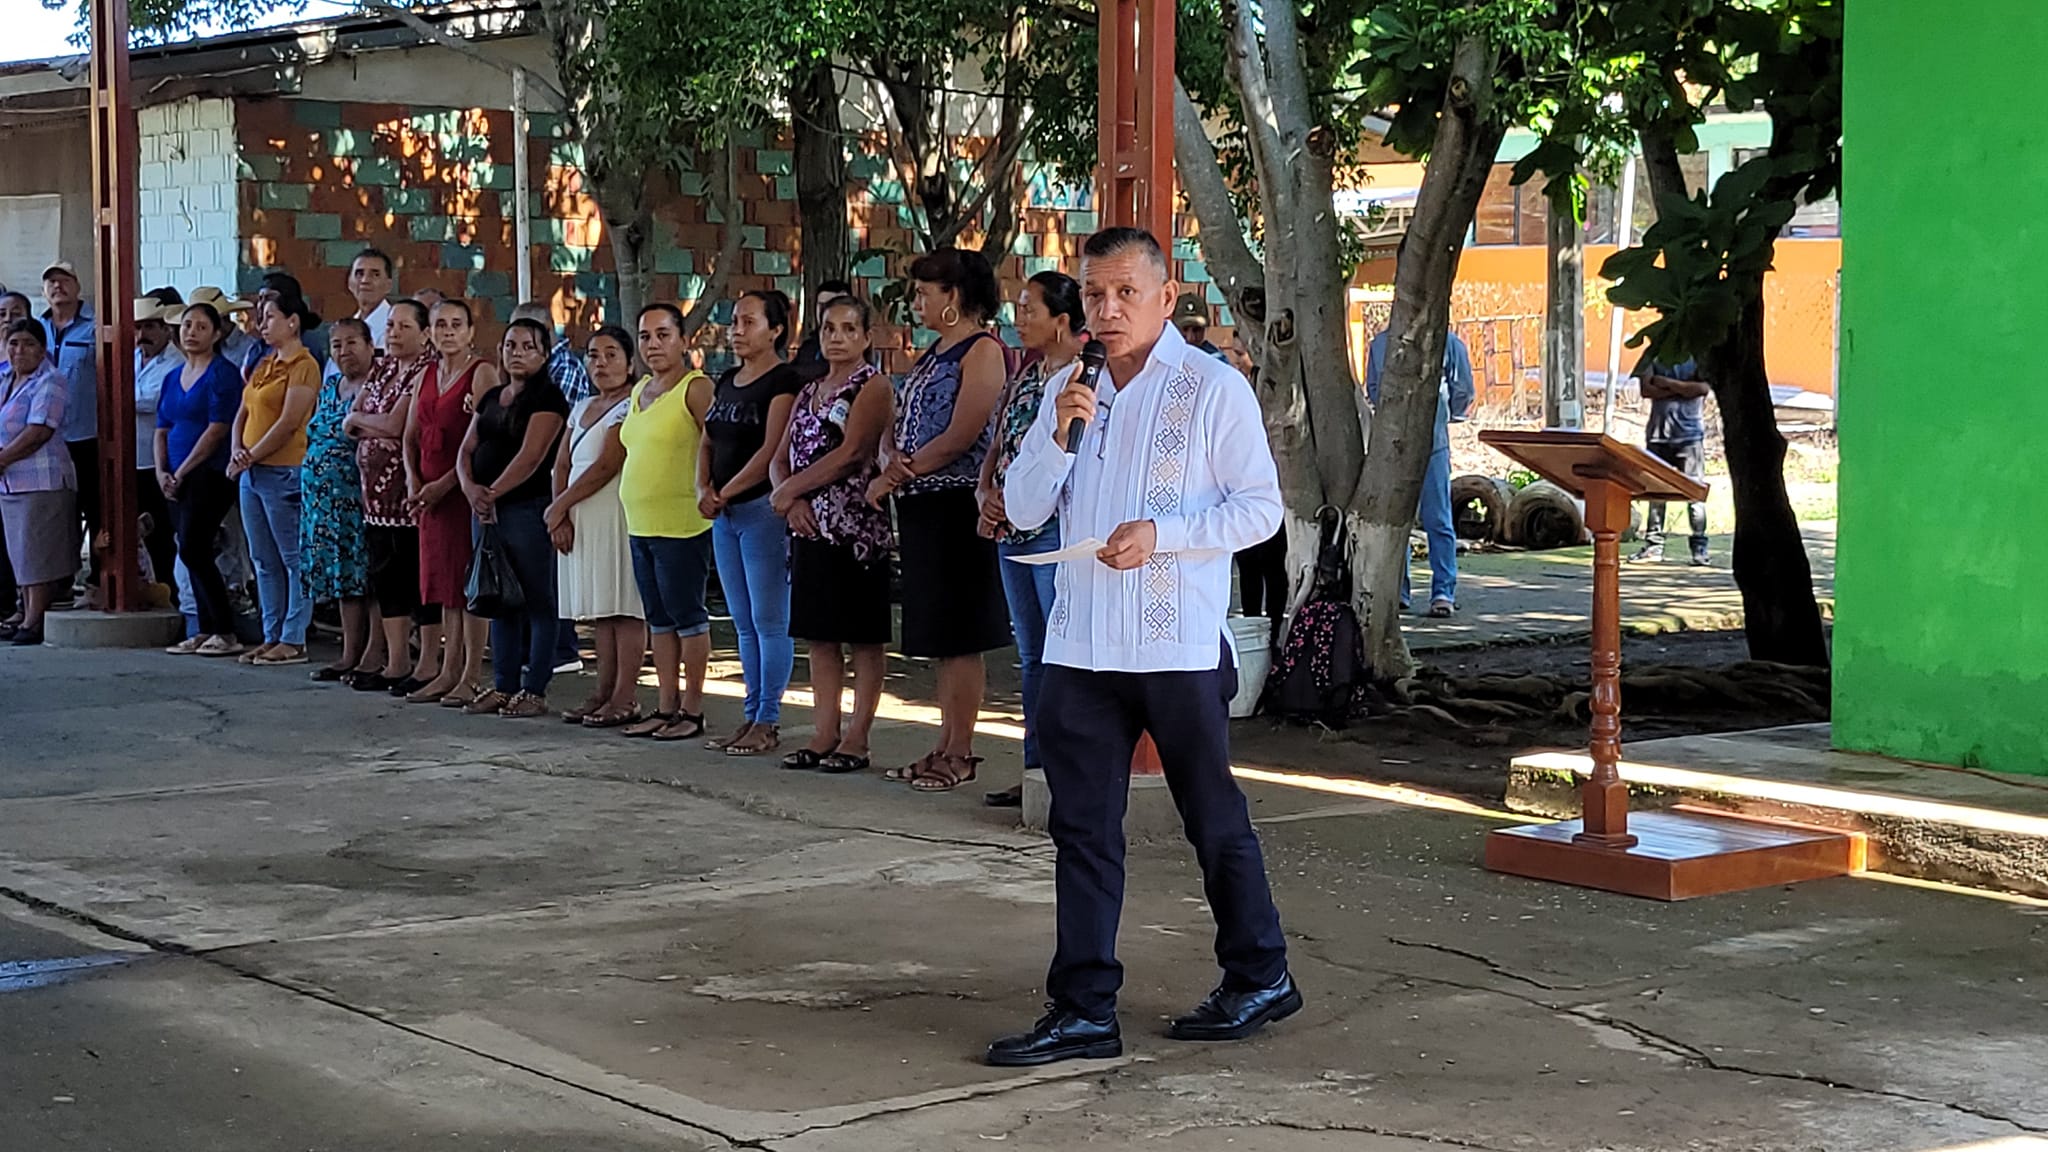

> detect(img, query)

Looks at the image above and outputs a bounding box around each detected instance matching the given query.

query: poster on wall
[0,194,63,298]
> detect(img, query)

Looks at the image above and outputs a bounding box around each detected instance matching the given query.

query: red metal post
[89,0,140,611]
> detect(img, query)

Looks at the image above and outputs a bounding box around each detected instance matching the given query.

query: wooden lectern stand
[1476,430,1859,900]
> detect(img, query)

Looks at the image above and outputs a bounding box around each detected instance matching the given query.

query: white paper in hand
[1005,538,1105,566]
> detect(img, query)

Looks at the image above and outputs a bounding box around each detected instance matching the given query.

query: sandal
[884,751,940,783]
[310,664,351,682]
[408,681,453,704]
[255,644,309,666]
[653,711,711,742]
[238,644,276,665]
[462,689,509,715]
[909,753,981,793]
[819,751,871,775]
[561,694,608,724]
[165,635,206,655]
[782,747,833,771]
[622,711,677,738]
[582,706,643,729]
[499,691,548,718]
[704,721,751,751]
[725,725,780,757]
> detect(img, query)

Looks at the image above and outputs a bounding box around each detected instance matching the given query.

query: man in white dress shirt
[989,227,1299,1067]
[347,249,395,350]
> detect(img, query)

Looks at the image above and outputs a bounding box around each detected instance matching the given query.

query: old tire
[1451,474,1513,543]
[1505,480,1589,550]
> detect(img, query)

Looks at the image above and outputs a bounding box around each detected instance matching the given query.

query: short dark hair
[1080,227,1169,278]
[908,247,1001,324]
[179,303,227,349]
[820,293,874,332]
[391,298,431,331]
[260,270,304,298]
[637,302,685,331]
[354,248,394,277]
[145,285,184,306]
[817,278,853,298]
[1027,271,1085,335]
[331,316,372,344]
[432,297,474,325]
[5,317,48,350]
[0,291,31,314]
[739,289,793,355]
[589,323,636,360]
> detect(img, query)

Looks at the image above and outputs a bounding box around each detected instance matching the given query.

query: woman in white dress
[546,324,644,727]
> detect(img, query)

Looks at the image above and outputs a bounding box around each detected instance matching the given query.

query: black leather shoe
[1168,973,1303,1041]
[985,1005,1122,1067]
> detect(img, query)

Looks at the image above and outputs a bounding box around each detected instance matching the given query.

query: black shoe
[985,1005,1122,1067]
[1168,973,1303,1042]
[387,677,427,698]
[350,672,394,692]
[10,626,44,647]
[984,785,1023,808]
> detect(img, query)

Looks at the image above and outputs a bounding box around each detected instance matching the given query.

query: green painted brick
[848,154,888,181]
[656,247,694,275]
[466,270,511,298]
[1217,306,1236,328]
[755,149,793,176]
[1205,282,1225,305]
[497,192,544,218]
[443,243,487,271]
[773,176,796,201]
[291,100,341,128]
[573,272,616,297]
[294,213,342,240]
[1011,232,1037,256]
[868,180,905,206]
[549,246,595,274]
[548,141,584,167]
[384,187,433,215]
[324,128,375,159]
[740,225,766,250]
[733,126,765,149]
[408,216,460,243]
[528,112,566,139]
[355,157,400,187]
[753,250,792,276]
[260,184,310,211]
[322,241,363,268]
[239,155,284,182]
[676,172,708,198]
[1180,260,1210,284]
[675,275,707,300]
[529,218,566,245]
[1022,256,1058,275]
[1066,211,1098,233]
[491,296,516,323]
[775,276,802,298]
[705,197,726,225]
[852,255,886,278]
[1173,237,1201,261]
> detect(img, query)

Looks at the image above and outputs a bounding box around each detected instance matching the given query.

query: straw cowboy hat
[131,297,181,324]
[187,286,252,315]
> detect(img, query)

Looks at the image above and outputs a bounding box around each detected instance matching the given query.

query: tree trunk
[1703,282,1830,667]
[682,140,744,335]
[1350,35,1505,680]
[594,165,653,325]
[792,61,849,305]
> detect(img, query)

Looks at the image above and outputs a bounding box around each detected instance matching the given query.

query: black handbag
[464,522,525,619]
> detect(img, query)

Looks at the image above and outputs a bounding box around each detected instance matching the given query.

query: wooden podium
[1476,430,1860,900]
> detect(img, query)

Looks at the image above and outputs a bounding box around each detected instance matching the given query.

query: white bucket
[1227,615,1273,719]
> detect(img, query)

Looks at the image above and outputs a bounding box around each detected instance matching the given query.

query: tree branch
[1172,79,1263,309]
[683,138,743,334]
[1225,0,1292,224]
[359,0,568,111]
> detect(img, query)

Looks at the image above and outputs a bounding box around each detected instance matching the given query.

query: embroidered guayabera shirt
[1004,323,1281,674]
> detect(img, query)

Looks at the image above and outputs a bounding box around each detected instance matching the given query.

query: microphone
[1064,339,1108,455]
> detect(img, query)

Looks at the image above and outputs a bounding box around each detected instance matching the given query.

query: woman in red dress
[402,298,498,704]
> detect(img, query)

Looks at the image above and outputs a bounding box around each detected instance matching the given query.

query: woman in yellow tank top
[616,302,717,741]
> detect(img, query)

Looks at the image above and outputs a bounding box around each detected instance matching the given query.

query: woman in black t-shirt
[698,291,803,756]
[457,318,569,717]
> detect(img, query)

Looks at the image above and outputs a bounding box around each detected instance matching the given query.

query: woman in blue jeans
[977,271,1085,807]
[698,291,803,755]
[227,293,321,665]
[456,319,569,717]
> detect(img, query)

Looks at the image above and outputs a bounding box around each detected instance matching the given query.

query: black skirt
[895,487,1012,658]
[790,536,894,645]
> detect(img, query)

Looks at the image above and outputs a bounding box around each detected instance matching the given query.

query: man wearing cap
[41,261,97,599]
[133,289,185,587]
[1172,293,1226,361]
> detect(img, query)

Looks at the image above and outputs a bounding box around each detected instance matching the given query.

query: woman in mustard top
[617,302,716,741]
[227,294,322,665]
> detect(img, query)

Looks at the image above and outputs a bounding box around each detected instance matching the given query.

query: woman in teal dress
[301,318,375,679]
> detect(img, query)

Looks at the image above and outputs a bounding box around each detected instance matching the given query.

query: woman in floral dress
[300,317,375,679]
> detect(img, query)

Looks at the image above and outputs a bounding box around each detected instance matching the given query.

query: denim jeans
[477,498,560,696]
[711,495,792,725]
[1643,439,1709,557]
[240,464,312,644]
[1403,446,1457,608]
[998,524,1062,769]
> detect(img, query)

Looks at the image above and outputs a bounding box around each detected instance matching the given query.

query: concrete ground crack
[1387,937,1588,991]
[1151,1115,1514,1150]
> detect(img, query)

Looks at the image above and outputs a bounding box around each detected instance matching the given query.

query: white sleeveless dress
[557,396,643,620]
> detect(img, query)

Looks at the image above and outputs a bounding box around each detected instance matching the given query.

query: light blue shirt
[1366,329,1475,455]
[134,343,182,468]
[42,302,97,443]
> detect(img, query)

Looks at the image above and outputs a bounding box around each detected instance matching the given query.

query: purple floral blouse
[786,364,894,562]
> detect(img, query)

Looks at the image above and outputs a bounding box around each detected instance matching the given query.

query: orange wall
[1354,239,1841,396]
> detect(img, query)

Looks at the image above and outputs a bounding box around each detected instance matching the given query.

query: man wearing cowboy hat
[133,289,186,587]
[40,261,97,601]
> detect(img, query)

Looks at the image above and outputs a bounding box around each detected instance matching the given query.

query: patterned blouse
[988,354,1068,544]
[786,364,894,562]
[892,331,997,496]
[354,353,430,527]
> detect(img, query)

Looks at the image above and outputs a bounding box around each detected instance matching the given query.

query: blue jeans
[477,499,560,696]
[711,495,792,725]
[998,525,1062,769]
[1403,446,1457,608]
[240,465,313,645]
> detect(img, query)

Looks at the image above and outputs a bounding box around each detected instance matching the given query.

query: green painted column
[1835,0,2048,773]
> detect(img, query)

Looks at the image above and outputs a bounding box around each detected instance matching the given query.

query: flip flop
[653,712,711,742]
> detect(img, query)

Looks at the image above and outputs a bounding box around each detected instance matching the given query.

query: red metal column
[1096,0,1176,241]
[1099,0,1177,776]
[89,0,140,611]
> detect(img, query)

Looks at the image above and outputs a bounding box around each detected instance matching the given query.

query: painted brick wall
[138,96,240,293]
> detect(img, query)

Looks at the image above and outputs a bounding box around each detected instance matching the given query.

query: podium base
[1485,808,1863,901]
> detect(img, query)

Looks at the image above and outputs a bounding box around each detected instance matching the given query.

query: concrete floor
[3,644,2045,1151]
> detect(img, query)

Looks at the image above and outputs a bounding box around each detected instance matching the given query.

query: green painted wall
[1835,1,2048,774]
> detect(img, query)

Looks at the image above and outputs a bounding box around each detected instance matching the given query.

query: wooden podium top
[1479,429,1709,503]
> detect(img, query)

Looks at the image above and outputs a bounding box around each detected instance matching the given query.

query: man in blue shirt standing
[1632,356,1711,565]
[1366,325,1475,616]
[41,261,97,601]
